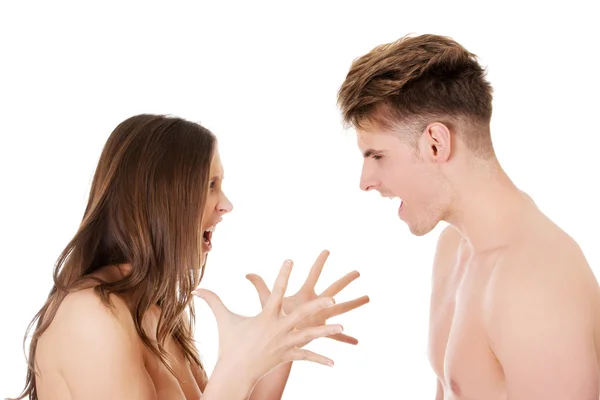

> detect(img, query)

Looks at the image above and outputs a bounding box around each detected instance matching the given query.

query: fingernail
[191,289,202,297]
[284,259,293,266]
[326,360,334,367]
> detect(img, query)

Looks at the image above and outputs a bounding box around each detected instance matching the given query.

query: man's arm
[485,248,599,400]
[55,290,156,400]
[435,378,444,400]
[430,225,461,400]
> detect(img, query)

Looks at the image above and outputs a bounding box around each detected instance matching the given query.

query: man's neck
[444,164,534,253]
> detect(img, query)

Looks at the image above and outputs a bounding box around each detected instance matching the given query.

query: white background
[1,1,599,399]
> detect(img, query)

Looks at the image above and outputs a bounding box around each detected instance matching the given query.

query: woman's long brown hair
[11,114,214,399]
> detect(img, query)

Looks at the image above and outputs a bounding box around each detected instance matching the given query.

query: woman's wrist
[202,358,258,399]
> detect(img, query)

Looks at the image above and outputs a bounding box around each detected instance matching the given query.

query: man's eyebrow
[363,149,384,158]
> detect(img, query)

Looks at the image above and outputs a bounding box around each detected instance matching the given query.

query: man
[337,33,600,399]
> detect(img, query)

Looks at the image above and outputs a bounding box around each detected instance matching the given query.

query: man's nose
[360,166,380,192]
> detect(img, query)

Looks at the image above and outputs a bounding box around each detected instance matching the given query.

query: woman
[11,114,369,400]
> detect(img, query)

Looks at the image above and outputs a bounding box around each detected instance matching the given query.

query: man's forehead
[356,129,396,149]
[356,130,375,148]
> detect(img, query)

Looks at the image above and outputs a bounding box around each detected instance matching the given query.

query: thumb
[246,274,271,307]
[193,288,230,322]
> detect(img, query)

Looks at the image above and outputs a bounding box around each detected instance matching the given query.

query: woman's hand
[193,260,342,392]
[246,250,370,346]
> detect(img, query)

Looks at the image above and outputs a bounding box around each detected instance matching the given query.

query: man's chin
[407,220,439,237]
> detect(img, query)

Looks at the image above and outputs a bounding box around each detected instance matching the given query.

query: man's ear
[418,122,452,163]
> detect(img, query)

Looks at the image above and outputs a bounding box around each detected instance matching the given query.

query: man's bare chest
[427,253,505,399]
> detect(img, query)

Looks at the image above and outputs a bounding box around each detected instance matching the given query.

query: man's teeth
[205,226,215,233]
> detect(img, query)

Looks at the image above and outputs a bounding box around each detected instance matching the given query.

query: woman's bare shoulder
[37,288,155,399]
[57,288,133,328]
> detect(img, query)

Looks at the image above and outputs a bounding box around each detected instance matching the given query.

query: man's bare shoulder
[436,224,463,251]
[431,224,464,280]
[484,215,600,338]
[492,218,596,294]
[483,219,600,399]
